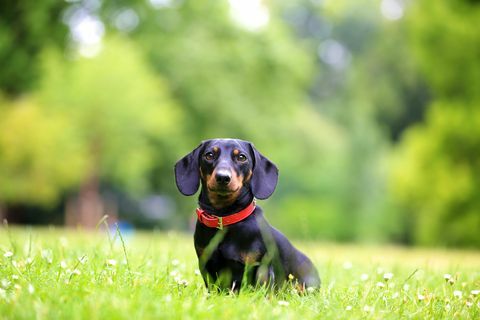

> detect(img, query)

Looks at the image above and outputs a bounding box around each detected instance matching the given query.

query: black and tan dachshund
[175,138,320,291]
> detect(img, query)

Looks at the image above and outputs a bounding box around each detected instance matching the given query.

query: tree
[0,0,67,96]
[0,96,86,220]
[391,0,480,247]
[36,36,180,227]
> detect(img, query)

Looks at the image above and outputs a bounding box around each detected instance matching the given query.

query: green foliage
[136,0,312,139]
[389,0,480,247]
[37,36,180,194]
[0,98,86,205]
[1,228,479,319]
[391,103,480,247]
[407,0,480,101]
[0,0,67,95]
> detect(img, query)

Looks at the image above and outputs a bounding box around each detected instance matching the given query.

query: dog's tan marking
[240,251,261,265]
[244,169,252,182]
[206,171,216,190]
[206,169,244,208]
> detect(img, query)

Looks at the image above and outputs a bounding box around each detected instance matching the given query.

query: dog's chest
[195,229,266,265]
[218,240,264,265]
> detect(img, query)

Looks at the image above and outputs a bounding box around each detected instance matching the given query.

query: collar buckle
[216,216,223,230]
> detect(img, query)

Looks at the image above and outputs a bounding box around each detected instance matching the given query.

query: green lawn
[0,226,479,319]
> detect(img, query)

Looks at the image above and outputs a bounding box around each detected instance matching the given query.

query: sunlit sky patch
[228,0,270,31]
[380,0,404,21]
[113,8,140,33]
[149,0,174,9]
[67,9,104,58]
[318,39,351,70]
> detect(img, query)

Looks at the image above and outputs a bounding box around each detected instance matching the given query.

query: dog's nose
[215,170,231,185]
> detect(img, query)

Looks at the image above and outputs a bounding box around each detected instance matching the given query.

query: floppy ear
[174,144,203,196]
[248,143,279,200]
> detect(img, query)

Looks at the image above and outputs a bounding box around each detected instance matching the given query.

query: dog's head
[174,139,278,208]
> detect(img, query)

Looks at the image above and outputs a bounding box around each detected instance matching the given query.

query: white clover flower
[466,301,473,308]
[445,304,451,311]
[60,261,67,269]
[278,300,289,306]
[363,305,373,312]
[307,287,316,293]
[169,270,179,277]
[3,251,13,258]
[28,284,34,294]
[0,288,6,299]
[360,273,369,281]
[288,274,295,280]
[443,274,452,281]
[171,259,180,266]
[345,305,352,311]
[41,249,53,264]
[72,269,81,275]
[1,279,11,289]
[106,259,117,266]
[343,261,352,270]
[453,290,462,298]
[403,284,410,291]
[60,237,68,247]
[417,294,425,301]
[376,282,385,288]
[471,289,480,296]
[392,292,400,299]
[11,275,19,280]
[383,272,394,281]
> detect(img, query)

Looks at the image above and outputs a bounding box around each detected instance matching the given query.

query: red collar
[196,200,256,230]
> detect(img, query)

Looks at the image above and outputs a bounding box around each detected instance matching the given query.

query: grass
[0,225,479,319]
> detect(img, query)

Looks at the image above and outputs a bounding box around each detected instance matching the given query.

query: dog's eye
[237,154,247,162]
[204,152,214,161]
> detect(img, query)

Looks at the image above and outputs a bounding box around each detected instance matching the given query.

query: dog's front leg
[255,264,275,288]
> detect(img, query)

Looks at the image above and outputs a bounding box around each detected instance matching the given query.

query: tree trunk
[0,201,5,224]
[65,174,104,229]
[67,136,107,229]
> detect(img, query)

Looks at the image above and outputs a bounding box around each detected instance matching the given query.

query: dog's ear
[248,143,279,200]
[174,143,203,196]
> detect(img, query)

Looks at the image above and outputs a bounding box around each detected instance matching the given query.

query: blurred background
[0,0,479,248]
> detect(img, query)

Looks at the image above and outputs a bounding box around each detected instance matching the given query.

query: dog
[175,138,320,291]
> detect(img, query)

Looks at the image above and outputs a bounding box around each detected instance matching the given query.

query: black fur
[174,138,320,291]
